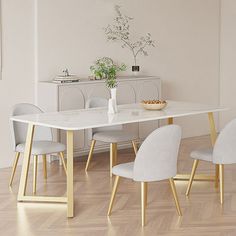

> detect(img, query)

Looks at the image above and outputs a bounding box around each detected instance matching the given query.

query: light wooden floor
[1,135,236,236]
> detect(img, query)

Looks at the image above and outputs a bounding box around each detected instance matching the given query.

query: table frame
[17,112,218,218]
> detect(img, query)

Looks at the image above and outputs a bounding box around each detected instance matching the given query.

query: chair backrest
[133,125,182,182]
[213,118,236,164]
[86,97,122,140]
[10,103,52,150]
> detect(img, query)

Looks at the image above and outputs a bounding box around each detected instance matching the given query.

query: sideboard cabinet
[38,76,161,157]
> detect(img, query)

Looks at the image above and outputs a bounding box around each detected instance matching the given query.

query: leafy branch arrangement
[90,57,126,89]
[104,5,155,66]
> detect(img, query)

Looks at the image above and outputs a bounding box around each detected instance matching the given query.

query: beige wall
[219,0,236,128]
[0,0,35,168]
[37,0,220,138]
[0,0,221,168]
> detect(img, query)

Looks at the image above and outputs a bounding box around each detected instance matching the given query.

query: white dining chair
[9,103,67,194]
[85,97,138,177]
[107,125,182,226]
[85,97,137,176]
[186,119,236,204]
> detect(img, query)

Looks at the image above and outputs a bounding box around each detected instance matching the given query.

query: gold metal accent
[208,112,217,146]
[208,112,219,188]
[175,174,215,181]
[18,196,67,203]
[186,160,199,196]
[67,130,74,218]
[18,123,35,200]
[59,152,67,175]
[9,152,20,187]
[219,164,224,204]
[132,140,138,155]
[42,154,47,180]
[168,117,173,125]
[33,155,38,194]
[145,183,148,207]
[110,143,117,177]
[185,113,218,194]
[141,182,147,226]
[85,140,96,171]
[215,164,219,188]
[107,175,120,216]
[169,178,182,216]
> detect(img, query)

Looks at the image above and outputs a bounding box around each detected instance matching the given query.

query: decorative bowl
[141,100,167,110]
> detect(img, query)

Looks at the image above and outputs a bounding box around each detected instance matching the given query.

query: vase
[108,88,118,114]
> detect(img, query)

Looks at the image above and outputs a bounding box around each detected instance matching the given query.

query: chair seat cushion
[190,148,213,162]
[93,130,136,143]
[16,141,66,155]
[112,162,134,179]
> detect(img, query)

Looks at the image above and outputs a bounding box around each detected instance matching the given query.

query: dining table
[10,100,227,218]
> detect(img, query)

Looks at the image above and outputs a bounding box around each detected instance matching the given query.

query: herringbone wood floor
[1,135,236,236]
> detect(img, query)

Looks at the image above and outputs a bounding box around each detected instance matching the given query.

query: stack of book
[53,75,80,84]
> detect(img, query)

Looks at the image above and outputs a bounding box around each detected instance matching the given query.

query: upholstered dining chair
[107,125,182,226]
[85,97,138,177]
[186,119,236,204]
[9,103,67,194]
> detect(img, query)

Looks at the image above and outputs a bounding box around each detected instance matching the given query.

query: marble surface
[10,101,227,131]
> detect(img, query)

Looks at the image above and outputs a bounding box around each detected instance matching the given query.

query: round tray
[141,102,167,110]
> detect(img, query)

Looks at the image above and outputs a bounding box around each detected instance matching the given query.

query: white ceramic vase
[108,88,118,114]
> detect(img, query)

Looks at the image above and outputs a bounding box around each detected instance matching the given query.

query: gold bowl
[141,100,167,110]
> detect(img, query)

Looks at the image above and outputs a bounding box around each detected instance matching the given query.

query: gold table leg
[67,130,74,218]
[168,117,173,125]
[33,155,38,195]
[9,152,20,187]
[42,154,47,180]
[110,143,117,177]
[17,124,72,217]
[18,124,35,200]
[208,112,219,188]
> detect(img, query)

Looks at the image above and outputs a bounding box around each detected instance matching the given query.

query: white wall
[219,0,236,128]
[0,0,221,168]
[0,0,35,168]
[37,0,220,138]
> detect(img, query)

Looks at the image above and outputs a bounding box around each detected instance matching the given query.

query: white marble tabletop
[10,101,227,131]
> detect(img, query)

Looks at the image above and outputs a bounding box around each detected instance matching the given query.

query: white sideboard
[38,76,161,157]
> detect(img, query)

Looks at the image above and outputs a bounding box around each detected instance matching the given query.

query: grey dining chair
[85,97,138,177]
[107,125,182,226]
[9,103,67,194]
[186,118,236,204]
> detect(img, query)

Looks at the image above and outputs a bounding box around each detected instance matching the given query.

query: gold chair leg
[107,175,120,216]
[144,182,148,207]
[85,140,96,171]
[169,178,182,216]
[141,182,147,227]
[110,143,117,177]
[42,155,47,180]
[215,164,219,188]
[132,140,138,155]
[186,159,199,196]
[59,152,67,175]
[33,155,38,194]
[9,152,20,187]
[219,164,224,204]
